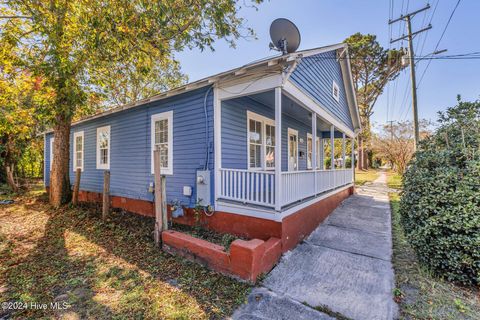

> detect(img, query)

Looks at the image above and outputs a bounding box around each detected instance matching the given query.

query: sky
[176,0,480,129]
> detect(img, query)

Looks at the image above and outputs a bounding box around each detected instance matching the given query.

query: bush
[399,98,480,285]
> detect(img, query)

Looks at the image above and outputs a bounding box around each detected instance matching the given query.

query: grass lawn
[0,185,251,319]
[354,169,379,185]
[389,193,480,319]
[386,171,402,190]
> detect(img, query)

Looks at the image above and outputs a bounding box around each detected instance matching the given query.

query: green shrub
[399,98,480,285]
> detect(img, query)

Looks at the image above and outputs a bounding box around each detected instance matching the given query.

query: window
[49,137,54,171]
[247,111,275,170]
[73,131,84,171]
[96,126,110,169]
[306,134,322,169]
[307,134,313,169]
[332,80,340,102]
[265,124,275,168]
[151,111,173,175]
[288,128,298,171]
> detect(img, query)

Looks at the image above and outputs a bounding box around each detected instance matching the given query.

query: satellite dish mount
[269,18,301,55]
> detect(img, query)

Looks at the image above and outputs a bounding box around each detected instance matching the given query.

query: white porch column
[312,113,317,195]
[319,138,324,170]
[351,136,355,183]
[342,133,346,169]
[331,125,335,187]
[274,87,282,211]
[330,125,335,169]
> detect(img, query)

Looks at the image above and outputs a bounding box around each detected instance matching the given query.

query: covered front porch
[214,76,355,217]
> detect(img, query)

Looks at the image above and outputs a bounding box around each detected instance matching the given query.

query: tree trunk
[357,137,363,170]
[6,164,18,193]
[50,118,72,207]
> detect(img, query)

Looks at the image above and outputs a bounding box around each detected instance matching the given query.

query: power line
[417,0,462,88]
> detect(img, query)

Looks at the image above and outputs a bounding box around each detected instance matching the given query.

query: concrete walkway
[233,171,398,320]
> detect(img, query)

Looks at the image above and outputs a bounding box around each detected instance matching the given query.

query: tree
[3,0,262,206]
[344,33,406,169]
[94,60,187,107]
[1,18,52,191]
[371,120,431,174]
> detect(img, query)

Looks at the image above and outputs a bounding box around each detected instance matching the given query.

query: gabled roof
[45,42,360,132]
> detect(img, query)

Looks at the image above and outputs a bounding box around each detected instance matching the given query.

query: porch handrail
[218,168,354,209]
[219,168,275,208]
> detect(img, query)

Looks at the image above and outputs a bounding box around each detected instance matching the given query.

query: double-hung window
[151,111,173,175]
[247,111,275,170]
[307,133,322,169]
[73,131,84,171]
[96,126,110,169]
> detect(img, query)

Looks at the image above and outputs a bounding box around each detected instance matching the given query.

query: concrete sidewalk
[233,172,398,320]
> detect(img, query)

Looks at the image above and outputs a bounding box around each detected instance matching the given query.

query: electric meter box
[196,170,211,206]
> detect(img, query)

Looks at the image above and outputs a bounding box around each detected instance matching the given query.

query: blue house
[44,43,361,249]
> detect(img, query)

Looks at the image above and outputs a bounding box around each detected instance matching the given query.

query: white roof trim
[339,47,361,133]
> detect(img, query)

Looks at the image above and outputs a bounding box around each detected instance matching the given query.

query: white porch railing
[219,169,275,207]
[281,169,352,206]
[219,168,353,209]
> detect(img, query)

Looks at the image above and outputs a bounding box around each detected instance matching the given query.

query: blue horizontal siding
[290,50,354,130]
[221,95,327,171]
[45,86,214,208]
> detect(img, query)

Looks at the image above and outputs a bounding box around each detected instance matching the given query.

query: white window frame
[96,125,111,170]
[332,80,340,102]
[287,128,299,171]
[151,111,173,175]
[73,131,84,172]
[49,137,54,171]
[246,111,275,171]
[307,133,313,169]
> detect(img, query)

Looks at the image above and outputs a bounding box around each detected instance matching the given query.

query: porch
[214,76,356,215]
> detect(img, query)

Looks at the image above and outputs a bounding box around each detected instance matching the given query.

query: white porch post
[331,125,335,187]
[342,132,346,185]
[351,136,355,183]
[312,112,317,194]
[274,87,282,211]
[330,125,335,168]
[319,138,324,170]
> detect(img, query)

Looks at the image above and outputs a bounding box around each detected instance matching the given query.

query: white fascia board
[341,47,361,133]
[216,74,283,101]
[283,80,355,137]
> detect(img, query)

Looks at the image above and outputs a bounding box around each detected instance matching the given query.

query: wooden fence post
[72,168,81,205]
[154,149,168,246]
[102,170,110,220]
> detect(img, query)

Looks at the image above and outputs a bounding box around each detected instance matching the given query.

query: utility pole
[389,4,431,150]
[387,120,394,141]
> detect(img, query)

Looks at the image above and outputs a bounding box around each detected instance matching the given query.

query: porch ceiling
[244,91,340,134]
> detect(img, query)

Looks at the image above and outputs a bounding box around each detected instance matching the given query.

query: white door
[288,129,298,171]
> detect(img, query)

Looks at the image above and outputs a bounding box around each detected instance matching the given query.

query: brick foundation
[162,230,282,282]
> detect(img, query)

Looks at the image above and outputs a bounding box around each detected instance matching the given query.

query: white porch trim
[216,183,354,222]
[283,80,355,138]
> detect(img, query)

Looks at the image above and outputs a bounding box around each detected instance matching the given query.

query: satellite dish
[269,18,301,54]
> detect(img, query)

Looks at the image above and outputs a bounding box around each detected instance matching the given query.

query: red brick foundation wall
[57,186,353,252]
[172,209,282,241]
[281,186,354,251]
[162,230,282,282]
